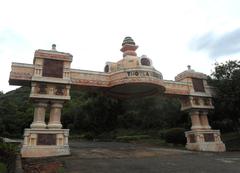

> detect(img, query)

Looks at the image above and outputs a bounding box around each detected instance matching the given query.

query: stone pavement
[58,141,240,173]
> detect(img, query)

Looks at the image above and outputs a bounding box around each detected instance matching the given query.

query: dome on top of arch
[175,65,207,81]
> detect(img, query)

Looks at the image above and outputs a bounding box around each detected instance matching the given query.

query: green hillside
[0,86,188,139]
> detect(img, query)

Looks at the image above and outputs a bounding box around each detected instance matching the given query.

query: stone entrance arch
[9,37,225,158]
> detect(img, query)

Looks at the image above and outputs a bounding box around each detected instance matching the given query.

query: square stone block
[21,128,70,158]
[185,129,226,152]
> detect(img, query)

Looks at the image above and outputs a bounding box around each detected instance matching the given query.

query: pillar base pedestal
[30,122,47,129]
[21,128,70,158]
[185,129,226,152]
[47,123,62,129]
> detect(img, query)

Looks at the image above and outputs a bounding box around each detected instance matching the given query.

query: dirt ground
[22,141,240,173]
[64,142,240,173]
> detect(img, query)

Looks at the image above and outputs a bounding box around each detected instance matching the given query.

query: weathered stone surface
[185,129,226,152]
[21,129,70,158]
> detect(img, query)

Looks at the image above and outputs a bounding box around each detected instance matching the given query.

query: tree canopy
[209,60,240,132]
[0,87,187,138]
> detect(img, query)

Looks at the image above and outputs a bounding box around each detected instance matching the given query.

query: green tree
[0,87,33,137]
[62,90,121,135]
[209,60,240,132]
[118,96,185,130]
[0,86,187,138]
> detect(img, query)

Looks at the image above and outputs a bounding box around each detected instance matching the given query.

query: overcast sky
[1,0,240,92]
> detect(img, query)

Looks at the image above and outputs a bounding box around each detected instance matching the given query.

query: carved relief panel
[37,134,56,145]
[43,59,63,78]
[204,133,215,142]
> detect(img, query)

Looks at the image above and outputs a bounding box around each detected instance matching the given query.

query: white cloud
[1,0,240,92]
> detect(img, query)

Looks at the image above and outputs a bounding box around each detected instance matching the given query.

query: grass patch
[57,166,65,173]
[0,139,19,173]
[0,162,7,173]
[116,135,150,142]
[69,132,96,140]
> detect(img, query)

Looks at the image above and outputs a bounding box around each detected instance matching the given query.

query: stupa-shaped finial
[122,36,136,46]
[120,36,138,57]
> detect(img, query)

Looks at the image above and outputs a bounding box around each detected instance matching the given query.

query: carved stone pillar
[189,110,202,130]
[30,102,48,128]
[66,85,71,96]
[199,111,211,129]
[47,101,63,129]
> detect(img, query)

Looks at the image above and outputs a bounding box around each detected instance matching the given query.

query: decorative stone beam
[10,63,199,97]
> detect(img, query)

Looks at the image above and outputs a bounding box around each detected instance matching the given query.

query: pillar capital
[200,111,208,116]
[34,102,48,108]
[189,109,200,116]
[50,102,63,108]
[31,82,37,87]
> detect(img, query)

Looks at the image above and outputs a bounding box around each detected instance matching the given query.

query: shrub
[158,129,168,139]
[164,128,186,145]
[81,132,95,140]
[116,135,150,142]
[0,141,18,173]
[96,131,116,141]
[0,162,7,173]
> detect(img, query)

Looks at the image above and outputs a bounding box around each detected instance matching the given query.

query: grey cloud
[190,28,240,58]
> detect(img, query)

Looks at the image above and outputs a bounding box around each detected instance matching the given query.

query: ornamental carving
[204,133,215,142]
[55,85,65,95]
[203,98,211,106]
[193,97,200,105]
[38,83,47,94]
[189,134,196,143]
